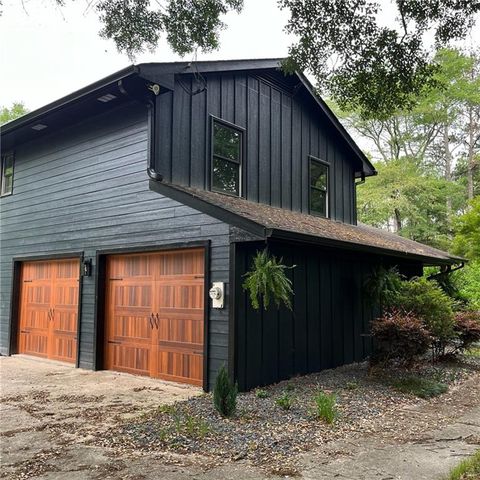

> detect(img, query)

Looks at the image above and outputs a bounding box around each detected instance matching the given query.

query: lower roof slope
[150,181,464,266]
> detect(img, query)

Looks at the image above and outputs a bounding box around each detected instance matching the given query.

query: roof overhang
[149,180,463,266]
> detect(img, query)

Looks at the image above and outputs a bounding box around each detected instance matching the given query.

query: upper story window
[1,153,14,197]
[211,119,243,196]
[309,157,329,217]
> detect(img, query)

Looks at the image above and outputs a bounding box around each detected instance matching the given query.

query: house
[0,59,462,391]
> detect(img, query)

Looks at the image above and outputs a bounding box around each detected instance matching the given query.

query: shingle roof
[151,181,464,265]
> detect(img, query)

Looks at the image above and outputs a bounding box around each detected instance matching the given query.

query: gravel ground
[93,355,480,476]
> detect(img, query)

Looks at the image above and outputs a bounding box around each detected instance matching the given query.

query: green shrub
[371,309,431,365]
[213,364,237,417]
[242,249,295,310]
[392,376,448,398]
[453,311,480,352]
[275,392,294,410]
[313,391,338,424]
[392,277,455,357]
[452,261,480,310]
[255,388,269,399]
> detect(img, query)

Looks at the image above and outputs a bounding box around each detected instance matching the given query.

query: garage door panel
[110,344,151,375]
[105,248,205,386]
[18,259,79,364]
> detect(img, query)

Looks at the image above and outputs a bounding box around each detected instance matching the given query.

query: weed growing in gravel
[157,404,178,415]
[346,381,359,390]
[255,388,269,399]
[392,376,448,399]
[275,392,294,410]
[447,449,480,480]
[285,382,295,392]
[313,391,338,424]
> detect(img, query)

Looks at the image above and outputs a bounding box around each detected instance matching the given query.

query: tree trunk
[443,123,453,219]
[467,105,475,201]
[394,208,402,233]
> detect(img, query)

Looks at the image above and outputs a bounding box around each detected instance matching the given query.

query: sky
[1,0,292,110]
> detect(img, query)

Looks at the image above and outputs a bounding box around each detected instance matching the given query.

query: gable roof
[149,180,464,266]
[1,58,375,177]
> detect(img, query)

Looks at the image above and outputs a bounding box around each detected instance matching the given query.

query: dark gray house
[0,59,462,391]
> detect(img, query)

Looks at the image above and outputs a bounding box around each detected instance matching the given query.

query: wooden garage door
[104,248,205,386]
[18,259,80,363]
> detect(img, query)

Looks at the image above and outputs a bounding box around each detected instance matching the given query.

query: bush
[313,391,338,424]
[363,265,403,307]
[453,311,480,352]
[275,392,294,410]
[213,364,237,417]
[447,449,480,480]
[452,261,480,310]
[371,309,431,365]
[392,277,455,357]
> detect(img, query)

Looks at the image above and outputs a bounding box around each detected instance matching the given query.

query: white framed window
[1,153,14,197]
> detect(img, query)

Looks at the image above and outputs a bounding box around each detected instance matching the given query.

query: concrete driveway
[0,355,202,479]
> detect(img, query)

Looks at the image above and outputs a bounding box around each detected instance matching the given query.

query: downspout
[117,79,163,182]
[427,262,466,280]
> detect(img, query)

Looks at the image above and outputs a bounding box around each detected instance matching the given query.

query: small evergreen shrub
[213,364,237,417]
[313,391,338,424]
[242,249,295,310]
[453,311,480,352]
[275,392,294,410]
[371,309,431,365]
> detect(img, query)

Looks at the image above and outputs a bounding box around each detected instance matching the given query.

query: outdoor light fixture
[31,124,48,131]
[97,93,117,103]
[82,258,93,277]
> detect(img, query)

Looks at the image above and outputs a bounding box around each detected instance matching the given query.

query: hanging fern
[363,265,403,307]
[242,249,295,311]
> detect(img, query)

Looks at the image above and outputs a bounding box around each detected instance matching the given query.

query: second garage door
[104,248,205,386]
[18,258,80,363]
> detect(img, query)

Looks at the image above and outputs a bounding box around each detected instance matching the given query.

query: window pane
[310,189,326,216]
[1,155,13,195]
[213,123,241,161]
[212,157,239,195]
[310,161,327,190]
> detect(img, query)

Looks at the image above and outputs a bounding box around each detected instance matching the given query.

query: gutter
[427,262,466,280]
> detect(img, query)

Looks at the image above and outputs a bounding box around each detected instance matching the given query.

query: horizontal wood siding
[234,241,381,391]
[0,102,230,389]
[155,72,359,223]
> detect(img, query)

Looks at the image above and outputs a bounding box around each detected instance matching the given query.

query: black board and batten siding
[155,72,358,224]
[0,102,230,389]
[233,241,379,391]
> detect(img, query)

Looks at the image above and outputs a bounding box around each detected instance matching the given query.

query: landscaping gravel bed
[94,356,480,476]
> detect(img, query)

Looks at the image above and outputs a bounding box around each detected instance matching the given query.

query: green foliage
[280,1,479,118]
[363,266,403,307]
[392,278,455,353]
[95,0,243,58]
[313,391,337,424]
[213,364,237,418]
[357,158,464,250]
[255,388,268,399]
[392,376,448,399]
[1,102,29,125]
[275,392,294,410]
[447,449,480,480]
[371,309,431,365]
[452,261,480,311]
[452,197,480,260]
[173,413,210,439]
[242,249,295,311]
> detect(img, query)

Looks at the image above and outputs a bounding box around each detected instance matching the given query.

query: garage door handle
[149,313,154,329]
[154,313,159,329]
[108,340,121,345]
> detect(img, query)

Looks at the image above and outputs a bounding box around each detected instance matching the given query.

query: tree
[357,158,464,250]
[10,1,479,119]
[1,102,29,125]
[452,197,480,260]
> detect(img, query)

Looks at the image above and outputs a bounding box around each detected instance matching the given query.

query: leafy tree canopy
[10,1,479,118]
[1,102,29,125]
[452,197,480,260]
